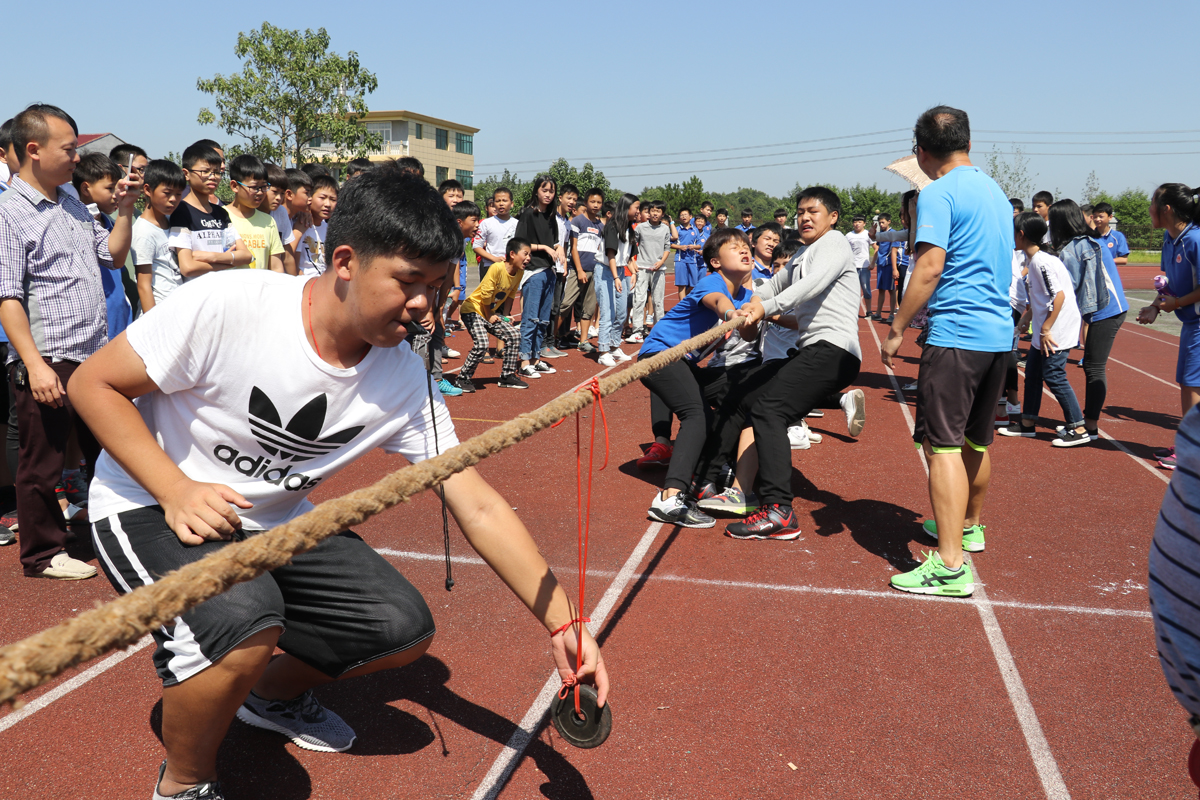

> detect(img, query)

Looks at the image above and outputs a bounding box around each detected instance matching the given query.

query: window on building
[435,128,449,150]
[436,166,448,184]
[456,169,473,190]
[414,123,423,139]
[455,133,474,154]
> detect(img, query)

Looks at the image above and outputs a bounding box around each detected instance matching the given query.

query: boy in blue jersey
[672,208,699,298]
[873,213,897,321]
[882,106,1014,597]
[735,208,755,234]
[750,223,781,280]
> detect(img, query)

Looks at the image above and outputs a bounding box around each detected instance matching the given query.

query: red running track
[0,269,1190,799]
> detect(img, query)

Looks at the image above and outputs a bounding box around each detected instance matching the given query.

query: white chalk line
[377,549,1148,620]
[1107,356,1176,389]
[865,310,1071,800]
[468,521,664,800]
[0,635,153,734]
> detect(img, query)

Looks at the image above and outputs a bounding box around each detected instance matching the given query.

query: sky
[6,0,1197,201]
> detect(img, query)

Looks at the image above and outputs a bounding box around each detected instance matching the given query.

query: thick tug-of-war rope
[0,317,743,709]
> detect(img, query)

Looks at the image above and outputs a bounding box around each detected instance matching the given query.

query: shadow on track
[791,473,923,571]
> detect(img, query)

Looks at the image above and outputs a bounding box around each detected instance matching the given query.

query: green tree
[474,160,614,212]
[1095,188,1157,249]
[1082,171,1102,204]
[639,176,708,219]
[197,24,381,167]
[707,187,791,226]
[982,145,1035,201]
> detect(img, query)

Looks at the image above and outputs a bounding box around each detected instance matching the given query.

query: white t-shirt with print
[271,206,298,247]
[297,221,328,276]
[1023,250,1081,352]
[845,230,872,269]
[472,216,519,267]
[89,270,458,529]
[130,217,179,303]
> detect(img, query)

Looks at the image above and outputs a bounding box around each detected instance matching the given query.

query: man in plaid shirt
[0,104,141,580]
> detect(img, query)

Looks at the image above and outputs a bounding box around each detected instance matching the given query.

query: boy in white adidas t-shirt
[70,165,608,800]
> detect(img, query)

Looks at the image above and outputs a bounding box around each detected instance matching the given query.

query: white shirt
[472,216,518,266]
[89,271,458,528]
[1023,250,1080,352]
[297,221,327,276]
[1009,250,1028,311]
[845,230,872,269]
[271,206,297,247]
[130,217,179,303]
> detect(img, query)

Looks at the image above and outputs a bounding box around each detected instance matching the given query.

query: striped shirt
[1151,403,1200,730]
[0,177,111,364]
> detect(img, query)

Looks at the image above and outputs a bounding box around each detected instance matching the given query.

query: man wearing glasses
[225,155,285,272]
[166,144,250,296]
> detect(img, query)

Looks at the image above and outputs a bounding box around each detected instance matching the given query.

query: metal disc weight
[550,685,612,749]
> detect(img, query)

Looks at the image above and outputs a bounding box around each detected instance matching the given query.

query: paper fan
[883,155,932,190]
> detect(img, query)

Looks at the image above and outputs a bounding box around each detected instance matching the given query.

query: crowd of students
[4,98,1200,796]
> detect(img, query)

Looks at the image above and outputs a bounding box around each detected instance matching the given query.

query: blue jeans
[1022,348,1083,429]
[518,268,555,360]
[857,268,872,300]
[595,267,629,352]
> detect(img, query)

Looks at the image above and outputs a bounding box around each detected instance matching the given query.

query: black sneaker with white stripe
[152,760,225,800]
[237,689,356,752]
[1051,428,1092,447]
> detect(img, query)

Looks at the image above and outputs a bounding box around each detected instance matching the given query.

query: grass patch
[1128,250,1161,264]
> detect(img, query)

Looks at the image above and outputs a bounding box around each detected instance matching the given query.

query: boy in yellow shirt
[454,238,530,391]
[225,155,284,272]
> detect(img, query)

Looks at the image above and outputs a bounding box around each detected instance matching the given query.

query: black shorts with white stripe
[93,506,435,686]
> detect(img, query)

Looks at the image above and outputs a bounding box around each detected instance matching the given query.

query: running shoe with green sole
[890,551,975,596]
[921,519,985,552]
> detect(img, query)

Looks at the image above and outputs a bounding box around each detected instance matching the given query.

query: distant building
[77,134,126,156]
[308,110,479,200]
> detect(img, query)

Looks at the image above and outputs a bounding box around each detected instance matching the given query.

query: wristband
[550,617,591,638]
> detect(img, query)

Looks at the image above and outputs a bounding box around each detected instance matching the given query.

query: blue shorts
[675,258,702,288]
[1179,321,1200,386]
[458,261,467,290]
[876,265,894,290]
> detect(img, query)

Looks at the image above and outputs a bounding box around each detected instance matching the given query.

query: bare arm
[135,265,155,313]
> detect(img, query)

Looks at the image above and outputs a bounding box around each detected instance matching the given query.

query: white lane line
[468,521,665,800]
[865,312,1072,800]
[0,635,153,734]
[1107,356,1177,389]
[378,549,1149,619]
[1120,325,1176,344]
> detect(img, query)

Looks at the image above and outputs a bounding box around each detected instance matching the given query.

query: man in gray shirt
[628,200,673,342]
[725,186,866,540]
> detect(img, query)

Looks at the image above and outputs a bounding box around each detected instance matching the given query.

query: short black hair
[601,200,615,216]
[585,187,605,201]
[264,162,288,189]
[229,154,267,183]
[1093,202,1114,216]
[311,174,339,195]
[1014,211,1047,245]
[852,215,866,222]
[438,179,464,195]
[772,239,802,264]
[700,201,713,210]
[300,162,331,180]
[453,200,481,221]
[773,208,788,217]
[795,186,842,217]
[560,183,580,197]
[71,153,122,191]
[741,208,753,217]
[191,138,223,154]
[108,143,147,167]
[285,167,313,193]
[492,186,513,201]
[395,156,424,176]
[716,208,728,216]
[1080,204,1094,214]
[877,212,892,222]
[325,162,461,268]
[143,159,187,192]
[1010,198,1025,212]
[344,158,373,178]
[11,104,78,165]
[181,143,221,170]
[507,237,531,257]
[0,118,13,151]
[1032,190,1054,207]
[650,200,667,212]
[752,222,783,245]
[679,206,692,215]
[914,105,970,158]
[701,227,750,269]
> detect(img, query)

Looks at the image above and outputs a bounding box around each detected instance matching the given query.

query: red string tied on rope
[551,378,609,714]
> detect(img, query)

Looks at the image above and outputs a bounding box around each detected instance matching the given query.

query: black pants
[1006,307,1022,394]
[749,342,861,506]
[650,393,673,441]
[639,360,725,492]
[548,272,566,345]
[1082,311,1125,421]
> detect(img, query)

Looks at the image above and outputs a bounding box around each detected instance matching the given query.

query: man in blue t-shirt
[881,105,1013,598]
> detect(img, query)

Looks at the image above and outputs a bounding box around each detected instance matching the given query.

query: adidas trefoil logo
[247,387,364,463]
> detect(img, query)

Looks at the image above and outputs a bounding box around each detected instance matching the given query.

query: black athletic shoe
[153,761,225,800]
[453,376,477,393]
[499,374,529,389]
[725,503,801,540]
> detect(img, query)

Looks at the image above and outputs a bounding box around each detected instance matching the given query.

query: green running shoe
[890,551,975,596]
[921,519,985,552]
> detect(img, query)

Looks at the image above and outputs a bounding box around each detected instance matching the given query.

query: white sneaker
[597,352,618,367]
[841,389,866,437]
[518,365,541,379]
[614,349,632,362]
[38,552,97,580]
[787,425,811,450]
[625,332,644,343]
[533,361,556,374]
[1006,402,1021,416]
[806,425,823,444]
[444,347,461,359]
[589,326,598,338]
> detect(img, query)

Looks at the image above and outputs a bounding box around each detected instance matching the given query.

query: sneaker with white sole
[152,760,225,800]
[533,361,556,374]
[806,425,822,444]
[647,491,715,528]
[787,425,811,450]
[597,352,617,367]
[499,374,530,389]
[840,389,866,437]
[1052,429,1092,448]
[444,347,461,359]
[996,422,1036,437]
[614,350,632,362]
[589,326,598,338]
[518,365,542,379]
[921,519,986,552]
[436,378,462,397]
[806,410,824,418]
[625,331,644,343]
[0,525,14,547]
[37,552,96,580]
[540,346,568,359]
[890,551,974,596]
[237,689,356,752]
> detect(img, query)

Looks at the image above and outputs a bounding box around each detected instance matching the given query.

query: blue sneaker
[437,378,463,397]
